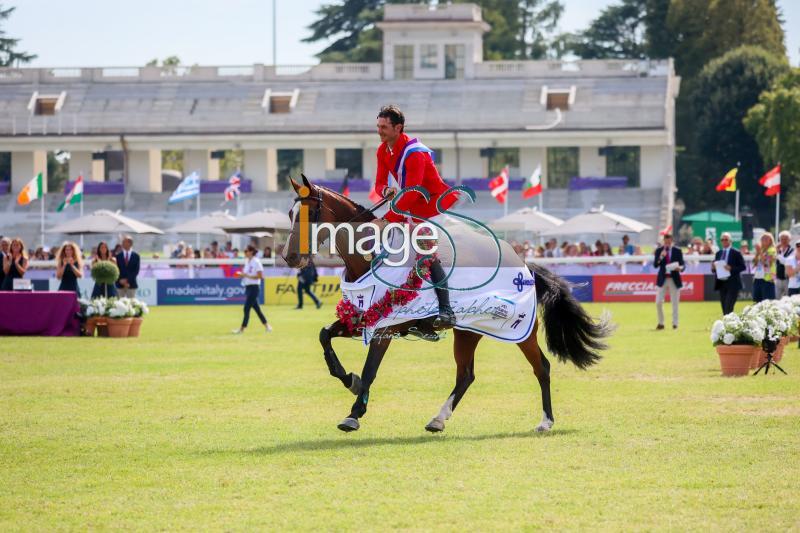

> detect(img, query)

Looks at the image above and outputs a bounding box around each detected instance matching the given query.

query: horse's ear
[301,174,311,188]
[289,177,301,192]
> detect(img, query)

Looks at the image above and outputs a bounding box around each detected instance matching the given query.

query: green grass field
[2,302,799,531]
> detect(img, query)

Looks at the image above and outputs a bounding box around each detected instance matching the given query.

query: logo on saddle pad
[512,272,535,292]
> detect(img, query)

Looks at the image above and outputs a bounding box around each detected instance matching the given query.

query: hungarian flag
[57,175,84,212]
[340,175,350,198]
[17,172,43,205]
[715,167,737,192]
[522,164,542,199]
[489,166,509,204]
[759,165,781,196]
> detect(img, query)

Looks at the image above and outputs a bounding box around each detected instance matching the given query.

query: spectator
[115,235,140,298]
[783,241,800,296]
[296,258,322,310]
[752,232,777,302]
[224,241,234,257]
[578,242,591,257]
[112,243,123,257]
[91,241,118,298]
[654,233,684,330]
[740,241,751,256]
[0,237,9,289]
[602,242,614,256]
[263,246,273,259]
[233,244,272,334]
[171,241,186,259]
[202,248,213,259]
[705,238,719,255]
[774,230,793,298]
[193,249,201,259]
[1,237,28,290]
[712,232,746,314]
[55,241,83,296]
[593,240,604,256]
[534,246,545,258]
[620,234,634,255]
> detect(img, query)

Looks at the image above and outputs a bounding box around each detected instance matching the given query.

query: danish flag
[489,166,509,204]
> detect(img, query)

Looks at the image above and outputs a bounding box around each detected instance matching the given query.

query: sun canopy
[165,211,244,236]
[47,209,164,235]
[217,208,290,234]
[490,207,564,233]
[540,207,652,237]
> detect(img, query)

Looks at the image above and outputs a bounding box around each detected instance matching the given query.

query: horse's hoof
[425,418,445,433]
[535,416,554,432]
[337,417,360,432]
[348,374,361,395]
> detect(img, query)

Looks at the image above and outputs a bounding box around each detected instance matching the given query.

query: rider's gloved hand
[382,186,397,199]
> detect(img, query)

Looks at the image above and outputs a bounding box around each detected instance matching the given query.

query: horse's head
[281,174,370,268]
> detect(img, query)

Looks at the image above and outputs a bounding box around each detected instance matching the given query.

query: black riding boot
[429,259,456,329]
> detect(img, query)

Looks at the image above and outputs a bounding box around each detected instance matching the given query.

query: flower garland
[336,227,438,336]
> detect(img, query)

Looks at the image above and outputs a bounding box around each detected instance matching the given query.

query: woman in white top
[232,245,272,334]
[783,241,800,296]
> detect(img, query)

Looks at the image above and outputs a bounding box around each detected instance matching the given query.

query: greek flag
[168,171,200,204]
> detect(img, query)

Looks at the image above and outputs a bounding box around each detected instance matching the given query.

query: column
[69,151,92,182]
[362,145,377,184]
[579,146,606,178]
[244,148,278,192]
[458,148,484,180]
[91,156,105,182]
[128,149,162,192]
[184,149,219,180]
[324,148,335,175]
[11,150,47,193]
[303,149,326,179]
[520,147,547,186]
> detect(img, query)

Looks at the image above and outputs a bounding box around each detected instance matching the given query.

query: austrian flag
[489,166,509,204]
[759,165,781,196]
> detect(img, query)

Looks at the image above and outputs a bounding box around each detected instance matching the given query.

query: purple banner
[200,179,252,194]
[64,180,125,195]
[309,178,373,192]
[568,176,628,190]
[0,181,9,195]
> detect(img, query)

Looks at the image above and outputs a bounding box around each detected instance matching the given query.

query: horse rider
[372,104,457,329]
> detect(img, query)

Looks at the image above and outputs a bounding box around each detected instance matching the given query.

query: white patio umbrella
[218,208,290,234]
[165,211,247,236]
[490,207,564,233]
[47,209,163,235]
[540,206,652,237]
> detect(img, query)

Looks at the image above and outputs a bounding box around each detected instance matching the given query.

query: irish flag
[17,172,43,205]
[57,175,84,212]
[522,164,543,198]
[759,165,781,196]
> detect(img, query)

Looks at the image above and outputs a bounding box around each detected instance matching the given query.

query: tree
[304,0,566,62]
[0,4,35,66]
[744,69,800,225]
[682,46,788,219]
[569,0,647,59]
[643,0,673,59]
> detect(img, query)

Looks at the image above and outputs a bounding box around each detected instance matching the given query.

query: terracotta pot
[84,317,97,337]
[774,338,787,363]
[716,345,757,377]
[752,349,765,369]
[128,317,143,337]
[107,317,132,338]
[96,319,109,337]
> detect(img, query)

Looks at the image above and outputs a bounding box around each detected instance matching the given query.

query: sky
[7,0,800,67]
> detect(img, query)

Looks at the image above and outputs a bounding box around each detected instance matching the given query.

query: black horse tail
[530,263,611,370]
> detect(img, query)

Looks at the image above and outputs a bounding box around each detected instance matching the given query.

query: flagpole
[734,189,739,221]
[40,191,45,249]
[775,192,780,234]
[538,191,543,213]
[196,189,201,251]
[79,173,85,250]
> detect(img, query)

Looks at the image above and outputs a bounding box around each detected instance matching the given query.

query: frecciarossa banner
[592,274,705,302]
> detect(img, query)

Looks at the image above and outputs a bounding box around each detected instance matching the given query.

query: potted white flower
[128,298,149,337]
[743,300,794,367]
[106,297,134,337]
[710,312,766,376]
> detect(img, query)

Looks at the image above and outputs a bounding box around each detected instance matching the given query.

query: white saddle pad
[339,222,537,344]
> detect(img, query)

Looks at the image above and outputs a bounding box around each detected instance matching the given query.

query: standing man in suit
[654,233,685,330]
[711,232,746,315]
[115,235,140,298]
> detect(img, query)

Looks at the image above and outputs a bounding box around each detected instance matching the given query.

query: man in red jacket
[373,104,456,328]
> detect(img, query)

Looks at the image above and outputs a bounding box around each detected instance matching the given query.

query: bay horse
[282,175,610,433]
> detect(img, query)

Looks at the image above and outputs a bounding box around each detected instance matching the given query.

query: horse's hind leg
[425,330,481,433]
[319,321,361,394]
[517,318,554,432]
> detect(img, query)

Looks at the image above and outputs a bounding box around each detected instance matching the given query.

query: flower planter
[107,317,132,338]
[716,345,757,377]
[128,317,143,337]
[84,317,98,337]
[96,319,109,337]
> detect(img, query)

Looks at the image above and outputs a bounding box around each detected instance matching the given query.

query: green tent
[682,211,742,245]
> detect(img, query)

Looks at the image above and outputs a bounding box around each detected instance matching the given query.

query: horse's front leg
[337,334,392,432]
[319,321,361,394]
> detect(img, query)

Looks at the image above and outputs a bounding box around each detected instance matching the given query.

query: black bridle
[290,187,392,225]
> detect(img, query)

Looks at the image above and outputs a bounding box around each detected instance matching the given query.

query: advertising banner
[563,275,593,302]
[264,275,342,306]
[157,279,261,305]
[48,278,158,305]
[592,274,705,302]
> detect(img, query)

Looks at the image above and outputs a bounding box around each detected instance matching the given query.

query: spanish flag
[715,167,737,192]
[17,172,43,205]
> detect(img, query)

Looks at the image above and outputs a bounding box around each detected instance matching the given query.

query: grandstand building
[0,3,678,246]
